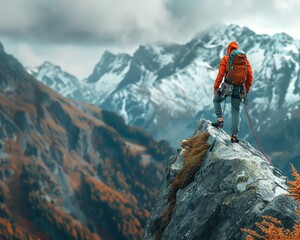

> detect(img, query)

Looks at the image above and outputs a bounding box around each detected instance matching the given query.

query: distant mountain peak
[41,60,56,67]
[271,32,294,42]
[193,23,255,43]
[87,50,132,84]
[26,61,59,75]
[99,50,131,64]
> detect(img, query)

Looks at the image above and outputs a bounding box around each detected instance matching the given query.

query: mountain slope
[0,43,173,240]
[86,51,132,100]
[142,119,298,240]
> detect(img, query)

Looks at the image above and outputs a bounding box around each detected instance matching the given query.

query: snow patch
[120,98,129,123]
[149,57,213,115]
[273,54,283,71]
[94,63,130,102]
[253,97,269,113]
[284,44,299,54]
[285,60,300,105]
[274,186,288,196]
[145,45,174,66]
[247,44,265,70]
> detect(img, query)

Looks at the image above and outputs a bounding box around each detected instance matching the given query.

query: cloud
[0,0,177,45]
[14,43,44,66]
[167,0,300,38]
[0,0,300,46]
[2,0,300,79]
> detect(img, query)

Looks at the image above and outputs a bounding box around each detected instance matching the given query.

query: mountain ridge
[29,23,300,176]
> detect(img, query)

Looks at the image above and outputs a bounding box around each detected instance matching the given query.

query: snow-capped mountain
[28,61,95,102]
[31,24,300,175]
[86,51,132,100]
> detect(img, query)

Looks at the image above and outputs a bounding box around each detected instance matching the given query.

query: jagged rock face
[0,45,173,239]
[143,119,298,240]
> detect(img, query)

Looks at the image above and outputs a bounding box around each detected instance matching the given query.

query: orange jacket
[214,41,253,93]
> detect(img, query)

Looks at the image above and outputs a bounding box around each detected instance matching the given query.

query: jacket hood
[227,41,238,54]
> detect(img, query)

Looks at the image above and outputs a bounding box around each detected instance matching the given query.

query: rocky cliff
[143,119,298,240]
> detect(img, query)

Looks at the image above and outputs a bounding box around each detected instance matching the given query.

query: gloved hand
[217,89,222,96]
[214,89,219,96]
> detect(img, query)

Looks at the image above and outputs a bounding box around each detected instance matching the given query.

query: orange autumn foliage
[242,216,300,240]
[27,192,100,240]
[288,164,300,215]
[172,132,210,190]
[0,217,13,236]
[242,164,300,239]
[83,175,145,240]
[0,217,34,240]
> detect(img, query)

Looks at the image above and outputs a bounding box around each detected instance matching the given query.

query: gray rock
[143,119,298,240]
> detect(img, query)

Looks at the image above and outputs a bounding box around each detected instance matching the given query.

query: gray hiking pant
[213,91,241,135]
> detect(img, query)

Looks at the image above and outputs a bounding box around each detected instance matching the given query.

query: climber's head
[227,41,238,55]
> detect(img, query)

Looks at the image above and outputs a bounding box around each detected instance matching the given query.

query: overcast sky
[0,0,300,78]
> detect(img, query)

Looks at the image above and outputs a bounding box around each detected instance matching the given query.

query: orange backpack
[227,50,248,86]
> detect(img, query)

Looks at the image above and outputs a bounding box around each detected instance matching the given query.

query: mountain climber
[212,41,253,143]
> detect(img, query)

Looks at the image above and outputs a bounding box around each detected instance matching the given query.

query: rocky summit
[142,119,298,240]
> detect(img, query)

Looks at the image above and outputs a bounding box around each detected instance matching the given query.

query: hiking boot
[231,134,240,143]
[212,120,223,129]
